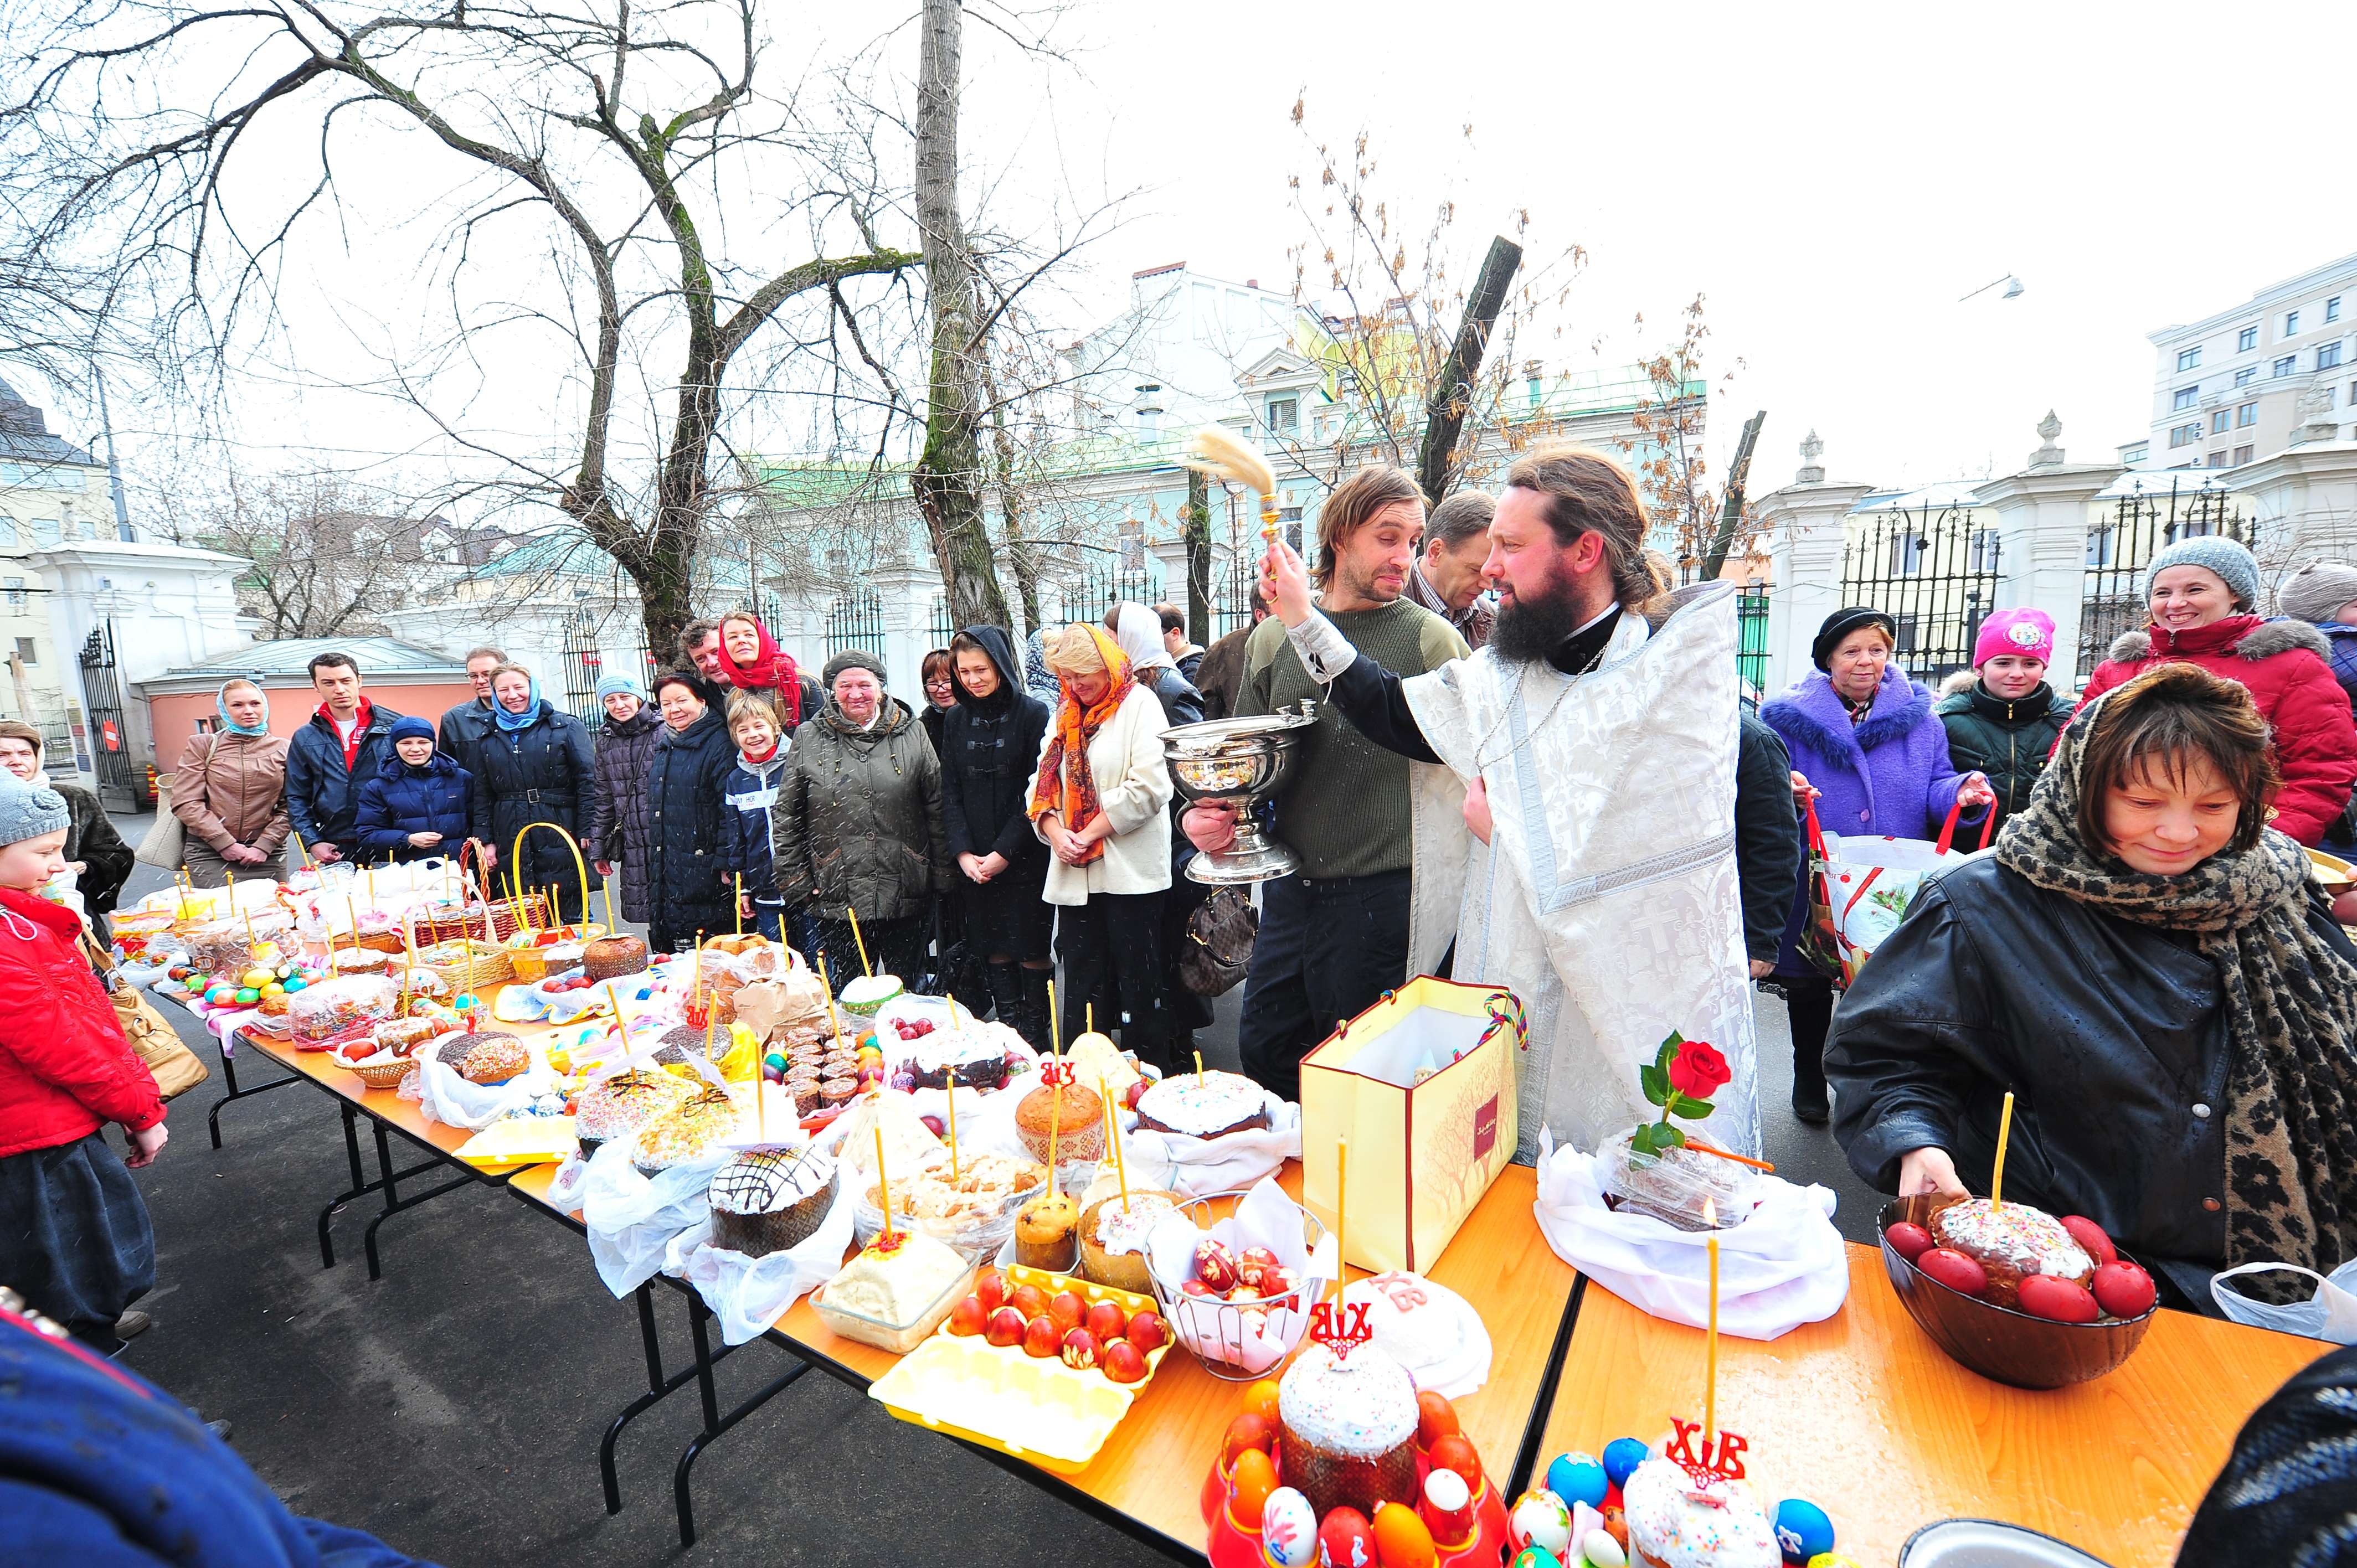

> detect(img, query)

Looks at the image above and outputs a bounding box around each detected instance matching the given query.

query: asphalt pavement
[100,814,1880,1567]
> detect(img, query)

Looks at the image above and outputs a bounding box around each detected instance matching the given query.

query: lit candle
[1990,1090,2016,1213]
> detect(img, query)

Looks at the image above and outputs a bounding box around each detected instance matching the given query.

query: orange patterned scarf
[1027,626,1136,864]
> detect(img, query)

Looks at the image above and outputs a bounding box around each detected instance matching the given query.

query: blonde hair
[725,691,780,734]
[1041,625,1109,677]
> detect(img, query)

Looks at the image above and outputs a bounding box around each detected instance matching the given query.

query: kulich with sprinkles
[1622,1456,1779,1568]
[1930,1197,2094,1307]
[1275,1341,1421,1519]
[1134,1069,1271,1139]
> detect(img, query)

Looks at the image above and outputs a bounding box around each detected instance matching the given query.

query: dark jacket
[467,703,595,901]
[53,780,132,915]
[586,706,661,924]
[1194,623,1254,722]
[354,752,474,862]
[435,697,496,781]
[1934,681,2073,826]
[644,705,738,946]
[1175,649,1207,686]
[1824,853,2357,1308]
[1141,666,1206,729]
[938,626,1052,873]
[720,750,789,904]
[1733,712,1804,967]
[771,695,949,923]
[284,701,405,859]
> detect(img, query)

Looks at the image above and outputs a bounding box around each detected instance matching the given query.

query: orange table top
[1540,1244,2334,1567]
[510,1157,1579,1555]
[240,1030,494,1163]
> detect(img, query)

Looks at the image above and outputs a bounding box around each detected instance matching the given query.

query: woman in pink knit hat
[1934,607,2076,830]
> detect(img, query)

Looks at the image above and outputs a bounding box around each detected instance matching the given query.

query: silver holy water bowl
[1161,703,1320,885]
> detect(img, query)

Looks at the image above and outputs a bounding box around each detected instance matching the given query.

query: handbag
[83,932,209,1101]
[1178,884,1257,997]
[135,747,198,869]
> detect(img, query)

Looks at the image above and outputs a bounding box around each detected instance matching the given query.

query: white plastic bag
[2211,1260,2357,1343]
[416,1041,558,1131]
[1531,1129,1849,1340]
[668,1183,858,1344]
[1126,1092,1304,1200]
[579,1138,734,1297]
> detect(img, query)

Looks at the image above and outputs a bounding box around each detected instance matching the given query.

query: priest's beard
[1490,570,1587,664]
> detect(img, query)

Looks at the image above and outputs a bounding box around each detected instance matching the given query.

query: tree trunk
[1182,468,1213,644]
[911,0,1011,631]
[1416,234,1523,507]
[984,368,1042,631]
[1701,410,1768,581]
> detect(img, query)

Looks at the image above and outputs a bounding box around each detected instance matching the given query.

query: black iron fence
[1062,559,1162,627]
[2078,481,2252,681]
[826,585,887,664]
[75,622,141,809]
[1213,556,1259,639]
[558,612,605,725]
[1840,503,2002,684]
[928,596,954,648]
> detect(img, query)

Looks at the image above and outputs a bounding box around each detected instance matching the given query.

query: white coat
[1028,683,1174,904]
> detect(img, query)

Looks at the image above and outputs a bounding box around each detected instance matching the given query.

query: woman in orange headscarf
[1028,624,1177,1067]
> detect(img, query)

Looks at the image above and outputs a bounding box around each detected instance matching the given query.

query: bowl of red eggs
[1877,1199,2159,1390]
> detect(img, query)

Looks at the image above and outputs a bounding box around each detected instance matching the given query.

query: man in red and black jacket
[282,651,405,866]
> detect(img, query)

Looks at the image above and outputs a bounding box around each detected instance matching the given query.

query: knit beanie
[820,650,888,689]
[0,773,70,848]
[594,673,647,704]
[2277,560,2357,624]
[1972,607,2056,669]
[1811,606,1897,671]
[2145,536,2259,612]
[388,715,436,746]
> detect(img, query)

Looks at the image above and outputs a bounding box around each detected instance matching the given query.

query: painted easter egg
[1546,1452,1608,1510]
[1508,1489,1573,1559]
[1262,1487,1319,1568]
[1600,1437,1649,1490]
[1772,1497,1834,1563]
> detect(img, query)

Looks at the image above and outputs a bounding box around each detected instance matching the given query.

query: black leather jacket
[1825,854,2357,1308]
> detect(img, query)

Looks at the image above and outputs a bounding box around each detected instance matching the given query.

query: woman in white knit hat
[2076,537,2357,845]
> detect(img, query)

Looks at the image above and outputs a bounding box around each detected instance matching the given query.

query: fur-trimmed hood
[1760,663,1937,765]
[2106,614,2331,667]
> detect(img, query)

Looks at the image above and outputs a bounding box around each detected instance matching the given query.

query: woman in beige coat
[1027,625,1175,1067]
[173,679,291,886]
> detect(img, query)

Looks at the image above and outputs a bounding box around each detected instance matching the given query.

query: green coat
[1934,682,2074,822]
[769,696,949,923]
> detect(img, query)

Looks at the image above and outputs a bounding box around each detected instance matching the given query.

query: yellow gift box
[1299,976,1523,1275]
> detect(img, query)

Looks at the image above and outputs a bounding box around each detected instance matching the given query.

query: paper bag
[730,967,830,1042]
[1298,977,1522,1274]
[1804,798,1991,986]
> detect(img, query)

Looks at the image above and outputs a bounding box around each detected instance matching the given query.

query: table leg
[671,1291,811,1549]
[317,1101,368,1269]
[207,1030,301,1149]
[600,1285,667,1515]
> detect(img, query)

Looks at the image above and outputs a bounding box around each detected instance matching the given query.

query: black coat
[586,708,661,925]
[939,627,1051,872]
[1934,682,2075,824]
[284,702,405,859]
[467,703,596,915]
[1824,854,2357,1307]
[644,705,737,950]
[1735,711,1804,967]
[436,698,496,782]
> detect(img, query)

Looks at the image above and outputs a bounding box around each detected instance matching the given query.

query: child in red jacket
[0,774,166,1345]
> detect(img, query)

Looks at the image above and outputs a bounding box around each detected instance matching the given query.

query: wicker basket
[417,940,511,991]
[348,1055,421,1091]
[411,896,549,946]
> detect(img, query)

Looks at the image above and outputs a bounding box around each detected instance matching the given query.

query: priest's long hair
[1505,445,1667,614]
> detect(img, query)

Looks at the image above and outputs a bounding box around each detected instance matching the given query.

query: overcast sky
[28,0,2357,519]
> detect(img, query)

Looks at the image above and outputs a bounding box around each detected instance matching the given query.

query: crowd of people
[13,442,2357,1400]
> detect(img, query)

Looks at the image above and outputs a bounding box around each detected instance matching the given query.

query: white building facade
[2145,251,2355,473]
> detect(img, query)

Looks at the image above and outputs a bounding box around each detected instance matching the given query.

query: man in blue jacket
[282,652,404,866]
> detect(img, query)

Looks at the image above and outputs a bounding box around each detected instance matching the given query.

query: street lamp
[1959,275,2025,303]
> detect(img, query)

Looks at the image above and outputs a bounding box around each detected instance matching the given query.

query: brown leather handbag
[84,932,209,1101]
[1177,885,1258,997]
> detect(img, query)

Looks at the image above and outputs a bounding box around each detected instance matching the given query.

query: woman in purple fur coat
[1759,607,1994,1123]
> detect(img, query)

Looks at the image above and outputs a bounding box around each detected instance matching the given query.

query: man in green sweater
[1183,466,1469,1100]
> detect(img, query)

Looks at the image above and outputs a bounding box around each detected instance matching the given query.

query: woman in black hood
[939,625,1054,1045]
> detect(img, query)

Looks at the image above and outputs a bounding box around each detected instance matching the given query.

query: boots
[1016,964,1053,1052]
[985,960,1023,1029]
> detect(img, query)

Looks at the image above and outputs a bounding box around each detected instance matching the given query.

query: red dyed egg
[984,1306,1027,1347]
[1022,1314,1062,1357]
[1008,1283,1049,1320]
[1085,1299,1128,1343]
[1884,1221,1934,1263]
[1425,1432,1482,1493]
[2092,1259,2157,1318]
[1126,1311,1171,1352]
[973,1270,1006,1312]
[1223,1412,1275,1464]
[1416,1388,1461,1447]
[1319,1508,1377,1568]
[2060,1214,2118,1267]
[1196,1239,1240,1293]
[1049,1289,1089,1332]
[1059,1327,1100,1369]
[1915,1246,1990,1297]
[2016,1273,2101,1323]
[1103,1339,1149,1384]
[946,1296,986,1336]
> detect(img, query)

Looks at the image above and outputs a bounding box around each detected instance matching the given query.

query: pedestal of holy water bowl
[1162,706,1320,886]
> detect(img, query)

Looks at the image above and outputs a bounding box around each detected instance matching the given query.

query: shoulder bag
[1178,884,1258,997]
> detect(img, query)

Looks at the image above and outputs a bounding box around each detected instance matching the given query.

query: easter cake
[1622,1456,1779,1568]
[1274,1340,1421,1519]
[1133,1070,1269,1140]
[708,1144,837,1256]
[1929,1197,2095,1308]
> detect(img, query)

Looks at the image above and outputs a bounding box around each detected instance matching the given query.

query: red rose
[1668,1040,1732,1101]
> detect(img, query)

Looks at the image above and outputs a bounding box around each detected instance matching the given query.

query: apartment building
[2145,251,2356,471]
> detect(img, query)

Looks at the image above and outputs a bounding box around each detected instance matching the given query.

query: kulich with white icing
[1134,1070,1271,1139]
[1932,1198,2094,1297]
[1622,1457,1780,1568]
[1275,1343,1421,1519]
[1090,1192,1175,1256]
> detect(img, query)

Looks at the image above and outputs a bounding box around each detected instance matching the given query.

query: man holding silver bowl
[1180,466,1470,1102]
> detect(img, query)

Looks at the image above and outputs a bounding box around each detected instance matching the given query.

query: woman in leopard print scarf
[1998,664,2357,1282]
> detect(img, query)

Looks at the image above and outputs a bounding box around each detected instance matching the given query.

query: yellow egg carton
[865,1265,1175,1475]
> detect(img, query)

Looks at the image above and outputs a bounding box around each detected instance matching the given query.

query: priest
[1257,444,1761,1160]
